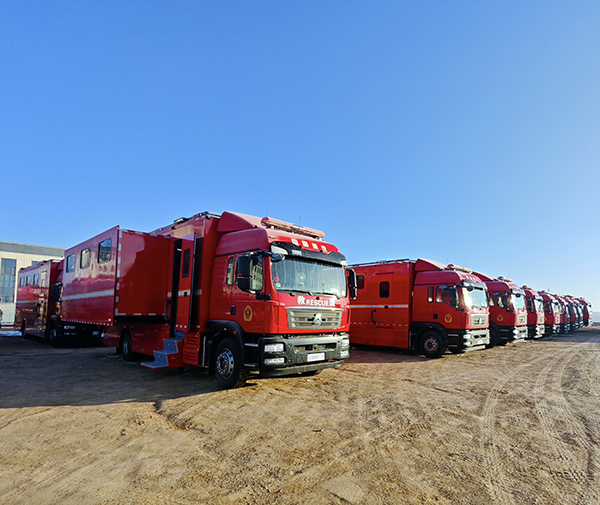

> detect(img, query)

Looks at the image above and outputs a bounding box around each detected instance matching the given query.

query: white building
[0,241,64,326]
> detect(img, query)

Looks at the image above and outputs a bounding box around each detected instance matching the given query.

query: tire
[20,320,26,337]
[214,337,249,389]
[419,330,447,359]
[120,331,136,361]
[486,327,499,348]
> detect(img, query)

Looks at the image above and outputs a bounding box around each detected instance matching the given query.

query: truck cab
[554,296,571,334]
[539,291,561,336]
[473,273,528,346]
[521,286,545,339]
[206,215,352,381]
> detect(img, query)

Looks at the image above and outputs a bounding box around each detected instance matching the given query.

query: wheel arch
[410,322,448,349]
[206,320,245,373]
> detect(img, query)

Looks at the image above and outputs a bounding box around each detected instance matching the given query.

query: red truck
[349,259,490,358]
[564,297,582,331]
[576,297,593,327]
[472,273,528,346]
[15,260,63,342]
[33,211,354,388]
[539,291,561,336]
[554,295,571,334]
[521,286,545,339]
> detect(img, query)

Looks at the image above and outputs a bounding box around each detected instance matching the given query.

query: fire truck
[554,295,571,334]
[564,297,582,331]
[539,291,561,336]
[15,260,62,341]
[576,298,593,327]
[27,211,355,388]
[521,286,545,339]
[472,272,528,346]
[349,259,490,358]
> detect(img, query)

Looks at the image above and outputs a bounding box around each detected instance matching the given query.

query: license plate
[307,352,325,363]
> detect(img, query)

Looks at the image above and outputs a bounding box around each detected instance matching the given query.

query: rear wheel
[419,330,447,359]
[120,331,136,361]
[214,337,249,389]
[48,322,63,347]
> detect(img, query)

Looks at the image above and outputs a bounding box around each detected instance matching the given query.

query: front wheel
[214,337,249,389]
[419,330,447,359]
[486,327,499,348]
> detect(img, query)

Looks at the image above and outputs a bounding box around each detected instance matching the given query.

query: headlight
[341,339,350,349]
[264,343,284,353]
[341,350,350,359]
[264,357,286,365]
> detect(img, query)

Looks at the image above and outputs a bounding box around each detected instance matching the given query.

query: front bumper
[527,324,545,339]
[544,324,559,336]
[447,328,489,352]
[257,333,349,374]
[498,325,528,343]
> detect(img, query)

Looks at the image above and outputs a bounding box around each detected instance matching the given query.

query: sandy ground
[1,328,599,505]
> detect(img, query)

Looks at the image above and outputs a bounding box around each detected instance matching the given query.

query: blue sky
[2,1,599,316]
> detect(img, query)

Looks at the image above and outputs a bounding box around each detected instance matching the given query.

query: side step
[141,337,184,369]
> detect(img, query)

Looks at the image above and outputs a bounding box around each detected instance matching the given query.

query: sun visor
[271,241,347,266]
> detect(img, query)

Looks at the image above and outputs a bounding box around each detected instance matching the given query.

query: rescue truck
[554,295,571,333]
[564,297,582,331]
[15,260,62,342]
[472,272,528,346]
[521,286,545,339]
[349,259,490,358]
[36,211,356,388]
[576,298,593,327]
[539,291,561,336]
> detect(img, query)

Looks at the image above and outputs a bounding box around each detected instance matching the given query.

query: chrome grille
[286,307,343,329]
[470,314,488,327]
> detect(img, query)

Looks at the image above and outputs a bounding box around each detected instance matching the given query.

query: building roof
[0,241,65,257]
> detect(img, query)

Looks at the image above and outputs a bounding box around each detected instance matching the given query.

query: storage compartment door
[175,234,196,333]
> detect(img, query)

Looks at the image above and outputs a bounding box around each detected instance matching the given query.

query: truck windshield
[460,287,488,308]
[271,257,347,298]
[512,292,526,310]
[535,299,544,313]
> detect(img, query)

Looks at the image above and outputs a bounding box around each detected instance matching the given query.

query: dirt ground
[1,328,599,505]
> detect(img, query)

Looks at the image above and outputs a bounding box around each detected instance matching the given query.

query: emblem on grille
[312,313,323,326]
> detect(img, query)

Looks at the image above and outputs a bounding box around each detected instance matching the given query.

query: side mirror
[236,255,251,277]
[50,283,62,302]
[347,269,358,300]
[236,255,251,292]
[237,277,251,292]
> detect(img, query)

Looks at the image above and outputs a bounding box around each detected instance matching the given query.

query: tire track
[0,403,181,505]
[481,351,549,504]
[533,340,598,504]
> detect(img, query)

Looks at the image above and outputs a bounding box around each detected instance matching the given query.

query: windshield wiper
[313,291,340,299]
[279,288,314,296]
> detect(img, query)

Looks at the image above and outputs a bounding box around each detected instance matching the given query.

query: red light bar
[446,264,472,273]
[260,217,325,239]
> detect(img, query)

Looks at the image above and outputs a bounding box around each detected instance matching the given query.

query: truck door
[371,275,395,346]
[174,234,196,333]
[232,253,265,333]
